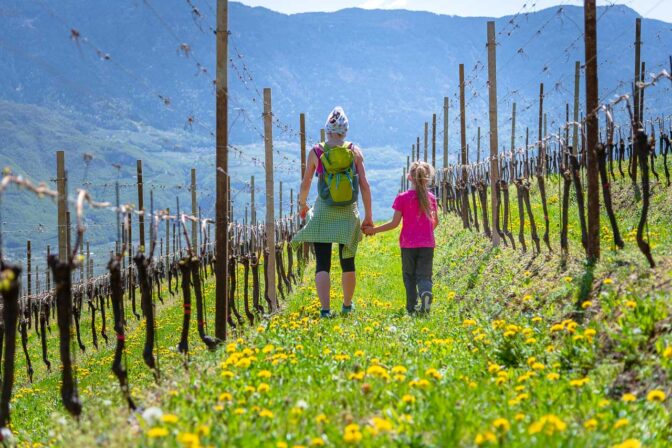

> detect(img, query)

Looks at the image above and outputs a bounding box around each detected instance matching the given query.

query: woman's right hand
[299,204,310,220]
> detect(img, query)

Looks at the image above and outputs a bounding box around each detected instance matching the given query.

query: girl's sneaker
[341,303,354,315]
[420,292,433,314]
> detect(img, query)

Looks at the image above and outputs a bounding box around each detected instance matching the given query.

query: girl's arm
[431,196,440,229]
[298,151,317,218]
[367,211,402,235]
[355,148,373,229]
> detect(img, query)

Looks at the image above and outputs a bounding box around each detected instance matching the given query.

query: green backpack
[316,142,359,206]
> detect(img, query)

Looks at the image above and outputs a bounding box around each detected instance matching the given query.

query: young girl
[365,161,438,314]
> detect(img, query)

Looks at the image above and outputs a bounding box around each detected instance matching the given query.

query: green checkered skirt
[291,197,362,259]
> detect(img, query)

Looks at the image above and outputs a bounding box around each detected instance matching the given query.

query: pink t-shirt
[392,190,437,248]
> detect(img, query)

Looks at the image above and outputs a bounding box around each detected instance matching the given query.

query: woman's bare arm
[355,148,373,228]
[299,150,317,206]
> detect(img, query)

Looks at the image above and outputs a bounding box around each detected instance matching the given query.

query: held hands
[361,217,376,237]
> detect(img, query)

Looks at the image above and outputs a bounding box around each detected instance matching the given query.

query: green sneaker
[341,303,354,315]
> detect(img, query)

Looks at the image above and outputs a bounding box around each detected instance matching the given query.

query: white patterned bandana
[325,106,349,135]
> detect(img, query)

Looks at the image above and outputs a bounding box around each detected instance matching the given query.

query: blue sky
[236,1,672,23]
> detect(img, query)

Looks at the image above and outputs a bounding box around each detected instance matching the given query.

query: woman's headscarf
[325,106,349,135]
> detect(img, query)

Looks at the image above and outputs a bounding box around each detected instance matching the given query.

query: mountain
[0,1,670,262]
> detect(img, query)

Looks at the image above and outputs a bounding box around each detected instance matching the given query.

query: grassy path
[12,171,672,447]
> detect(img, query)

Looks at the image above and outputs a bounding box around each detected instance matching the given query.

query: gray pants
[401,248,434,313]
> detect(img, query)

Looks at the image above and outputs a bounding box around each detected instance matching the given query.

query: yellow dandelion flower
[366,365,389,379]
[613,439,641,448]
[176,432,200,447]
[514,413,525,421]
[311,438,325,447]
[372,417,393,433]
[581,301,593,309]
[343,424,362,444]
[663,346,672,359]
[161,414,178,424]
[234,408,246,415]
[425,368,443,380]
[613,418,628,429]
[622,393,636,402]
[488,363,501,374]
[624,300,636,309]
[257,383,271,393]
[569,377,590,388]
[147,427,168,438]
[603,278,613,285]
[584,419,598,430]
[218,392,233,402]
[647,390,666,402]
[315,414,328,424]
[475,431,497,445]
[401,394,415,404]
[528,414,567,435]
[493,418,510,432]
[259,409,274,418]
[547,372,560,381]
[391,365,407,375]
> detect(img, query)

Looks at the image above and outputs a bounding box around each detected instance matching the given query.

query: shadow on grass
[465,246,497,291]
[573,260,595,323]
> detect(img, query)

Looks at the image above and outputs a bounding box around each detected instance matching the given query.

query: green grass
[10,167,672,447]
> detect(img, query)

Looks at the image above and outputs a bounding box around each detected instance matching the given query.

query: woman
[293,107,373,318]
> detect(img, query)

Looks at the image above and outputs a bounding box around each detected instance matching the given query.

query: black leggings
[314,243,356,274]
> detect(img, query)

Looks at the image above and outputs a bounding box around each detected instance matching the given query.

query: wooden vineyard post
[264,88,278,312]
[299,113,309,259]
[215,0,229,340]
[115,166,121,245]
[432,113,437,168]
[424,122,429,162]
[477,127,481,163]
[251,176,256,224]
[406,156,410,190]
[459,63,470,229]
[300,113,307,178]
[572,61,581,155]
[191,168,198,249]
[584,0,601,261]
[416,137,420,161]
[56,151,67,262]
[27,241,32,305]
[166,208,170,261]
[633,18,642,130]
[320,129,326,143]
[443,97,449,169]
[487,22,500,246]
[136,160,145,252]
[631,18,642,186]
[279,182,283,219]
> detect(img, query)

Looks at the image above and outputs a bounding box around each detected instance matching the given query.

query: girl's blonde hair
[409,161,435,217]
